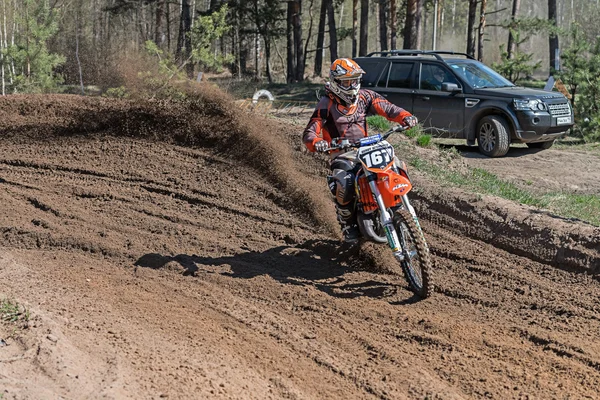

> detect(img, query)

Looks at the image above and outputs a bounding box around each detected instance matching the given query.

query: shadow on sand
[436,143,547,159]
[134,239,421,303]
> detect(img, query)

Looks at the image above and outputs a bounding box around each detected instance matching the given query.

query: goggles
[336,78,360,89]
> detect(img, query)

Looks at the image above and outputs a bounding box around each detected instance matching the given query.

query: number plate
[357,143,394,169]
[557,116,572,125]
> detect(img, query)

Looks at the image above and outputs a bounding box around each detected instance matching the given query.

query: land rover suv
[354,50,574,157]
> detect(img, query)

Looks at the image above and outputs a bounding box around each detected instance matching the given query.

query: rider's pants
[327,151,359,228]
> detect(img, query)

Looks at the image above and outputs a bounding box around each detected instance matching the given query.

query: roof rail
[365,50,475,61]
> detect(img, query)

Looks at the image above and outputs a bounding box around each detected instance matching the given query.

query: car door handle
[382,93,388,97]
[421,96,430,101]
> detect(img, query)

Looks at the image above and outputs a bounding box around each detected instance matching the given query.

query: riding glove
[403,115,418,127]
[314,140,329,153]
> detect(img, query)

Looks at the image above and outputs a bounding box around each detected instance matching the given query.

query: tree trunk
[292,0,305,81]
[303,0,315,74]
[477,0,487,61]
[0,7,4,95]
[352,0,358,57]
[166,0,171,51]
[314,0,327,77]
[390,0,397,49]
[379,0,388,51]
[466,0,477,57]
[254,0,261,79]
[433,0,443,50]
[359,0,368,56]
[240,36,249,75]
[286,1,296,82]
[451,0,456,35]
[416,0,423,49]
[326,0,338,61]
[507,0,520,59]
[75,9,84,95]
[176,0,192,77]
[548,0,559,74]
[209,0,222,13]
[265,40,272,83]
[403,0,418,49]
[155,0,164,46]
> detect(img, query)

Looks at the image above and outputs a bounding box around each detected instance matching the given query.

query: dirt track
[1,91,600,399]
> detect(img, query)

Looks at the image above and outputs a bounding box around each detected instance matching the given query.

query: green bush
[492,44,541,83]
[557,24,600,143]
[103,86,129,99]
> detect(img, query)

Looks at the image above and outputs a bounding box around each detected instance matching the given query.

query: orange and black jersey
[302,89,412,152]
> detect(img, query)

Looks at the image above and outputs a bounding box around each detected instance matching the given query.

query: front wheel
[393,209,434,298]
[477,115,510,157]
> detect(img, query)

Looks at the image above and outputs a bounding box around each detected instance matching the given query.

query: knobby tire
[393,209,434,298]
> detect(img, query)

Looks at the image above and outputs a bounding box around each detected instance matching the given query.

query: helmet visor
[336,78,360,90]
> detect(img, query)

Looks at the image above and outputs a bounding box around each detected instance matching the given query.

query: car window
[387,62,414,88]
[357,59,385,87]
[377,63,390,87]
[448,61,514,88]
[419,64,459,91]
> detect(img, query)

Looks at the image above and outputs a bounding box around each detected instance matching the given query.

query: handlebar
[324,124,410,153]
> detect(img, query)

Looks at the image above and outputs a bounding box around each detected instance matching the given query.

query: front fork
[368,178,405,261]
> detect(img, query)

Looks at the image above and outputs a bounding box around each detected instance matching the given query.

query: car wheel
[477,115,510,157]
[526,140,555,150]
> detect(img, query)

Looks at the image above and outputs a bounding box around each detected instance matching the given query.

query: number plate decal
[358,143,395,169]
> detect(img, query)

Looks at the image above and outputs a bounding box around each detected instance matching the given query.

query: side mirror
[442,83,461,93]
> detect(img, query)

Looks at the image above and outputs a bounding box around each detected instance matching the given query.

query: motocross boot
[336,204,360,243]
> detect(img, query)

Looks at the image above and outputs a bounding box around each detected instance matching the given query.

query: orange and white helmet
[327,58,365,106]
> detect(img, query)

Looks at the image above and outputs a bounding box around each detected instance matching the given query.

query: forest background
[1,0,600,140]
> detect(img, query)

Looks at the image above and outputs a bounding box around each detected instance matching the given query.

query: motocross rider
[302,58,418,242]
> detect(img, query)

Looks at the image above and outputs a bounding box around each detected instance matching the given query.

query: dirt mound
[0,89,339,238]
[412,178,600,272]
[2,87,600,399]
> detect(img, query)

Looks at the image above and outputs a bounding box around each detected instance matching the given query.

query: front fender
[466,101,520,143]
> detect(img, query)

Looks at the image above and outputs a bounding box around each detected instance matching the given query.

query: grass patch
[405,126,420,138]
[416,134,432,147]
[366,115,391,131]
[1,298,29,323]
[554,139,600,154]
[407,152,600,226]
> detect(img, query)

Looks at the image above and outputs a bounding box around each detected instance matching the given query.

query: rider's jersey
[302,89,412,152]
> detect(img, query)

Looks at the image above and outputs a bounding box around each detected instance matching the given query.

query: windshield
[447,61,515,89]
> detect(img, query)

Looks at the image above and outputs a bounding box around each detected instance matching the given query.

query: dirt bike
[326,125,433,298]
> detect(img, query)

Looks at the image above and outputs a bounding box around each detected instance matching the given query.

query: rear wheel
[393,209,433,298]
[526,140,555,150]
[477,115,510,157]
